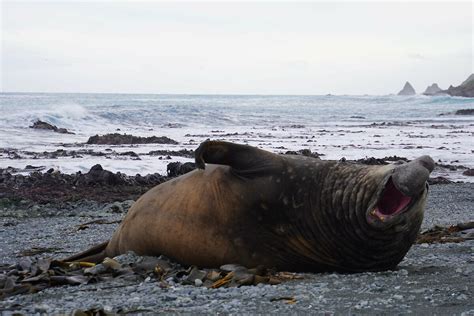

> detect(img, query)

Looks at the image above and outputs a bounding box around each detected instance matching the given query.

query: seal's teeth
[370,209,385,221]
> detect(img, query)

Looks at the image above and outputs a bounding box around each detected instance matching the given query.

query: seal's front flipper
[195,140,283,177]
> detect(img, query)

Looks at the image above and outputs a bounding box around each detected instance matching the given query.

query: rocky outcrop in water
[455,109,474,115]
[443,74,474,97]
[29,120,74,134]
[423,83,443,96]
[397,82,416,95]
[87,133,179,145]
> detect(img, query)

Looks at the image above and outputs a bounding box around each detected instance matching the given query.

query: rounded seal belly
[107,165,249,267]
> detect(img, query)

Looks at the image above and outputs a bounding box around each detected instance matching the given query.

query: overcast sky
[1,1,472,95]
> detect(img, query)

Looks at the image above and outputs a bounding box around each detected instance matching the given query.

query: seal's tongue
[375,178,412,216]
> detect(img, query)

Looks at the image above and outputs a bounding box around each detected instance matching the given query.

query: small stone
[393,294,403,300]
[104,305,113,312]
[457,294,468,300]
[411,288,426,294]
[129,296,140,303]
[102,257,121,270]
[34,304,50,312]
[113,251,139,265]
[84,263,107,275]
[455,268,462,273]
[354,300,369,309]
[195,279,203,287]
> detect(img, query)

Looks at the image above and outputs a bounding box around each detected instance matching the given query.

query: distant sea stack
[443,74,474,97]
[397,82,416,95]
[423,83,443,96]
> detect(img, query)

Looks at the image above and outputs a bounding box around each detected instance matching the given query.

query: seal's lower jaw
[368,177,417,223]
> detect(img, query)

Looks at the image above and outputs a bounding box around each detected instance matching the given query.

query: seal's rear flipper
[62,240,109,263]
[195,140,283,177]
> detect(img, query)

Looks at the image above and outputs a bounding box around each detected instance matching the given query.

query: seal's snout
[392,155,434,197]
[415,155,435,173]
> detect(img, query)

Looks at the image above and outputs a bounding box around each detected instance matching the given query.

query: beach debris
[2,223,473,299]
[270,296,297,304]
[29,120,75,134]
[71,307,115,316]
[416,222,474,244]
[76,219,122,231]
[0,252,303,299]
[18,247,61,257]
[86,133,178,145]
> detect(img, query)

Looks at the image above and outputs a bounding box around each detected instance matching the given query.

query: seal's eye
[375,177,412,216]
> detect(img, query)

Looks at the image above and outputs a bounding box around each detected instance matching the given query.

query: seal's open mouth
[373,177,412,219]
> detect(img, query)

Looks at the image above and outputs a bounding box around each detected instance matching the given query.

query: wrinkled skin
[67,141,434,272]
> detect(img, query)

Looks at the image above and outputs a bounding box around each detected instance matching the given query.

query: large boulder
[422,83,443,96]
[455,109,474,115]
[397,82,416,95]
[87,133,179,145]
[443,74,474,97]
[29,120,74,134]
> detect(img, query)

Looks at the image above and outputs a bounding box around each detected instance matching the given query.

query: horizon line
[0,91,442,97]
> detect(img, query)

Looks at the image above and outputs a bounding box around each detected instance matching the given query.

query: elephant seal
[66,141,434,272]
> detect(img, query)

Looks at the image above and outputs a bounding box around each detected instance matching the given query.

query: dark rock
[442,74,474,97]
[162,123,186,128]
[352,156,408,165]
[284,149,322,159]
[167,162,196,177]
[29,120,75,134]
[86,133,178,145]
[75,164,127,186]
[462,169,474,176]
[0,165,169,204]
[428,177,453,185]
[148,149,194,158]
[119,151,140,158]
[422,83,443,96]
[356,157,388,165]
[455,109,474,115]
[397,82,416,95]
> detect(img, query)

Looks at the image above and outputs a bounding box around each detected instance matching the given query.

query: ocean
[0,92,473,181]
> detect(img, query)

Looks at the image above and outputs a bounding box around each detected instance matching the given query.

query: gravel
[0,183,473,315]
